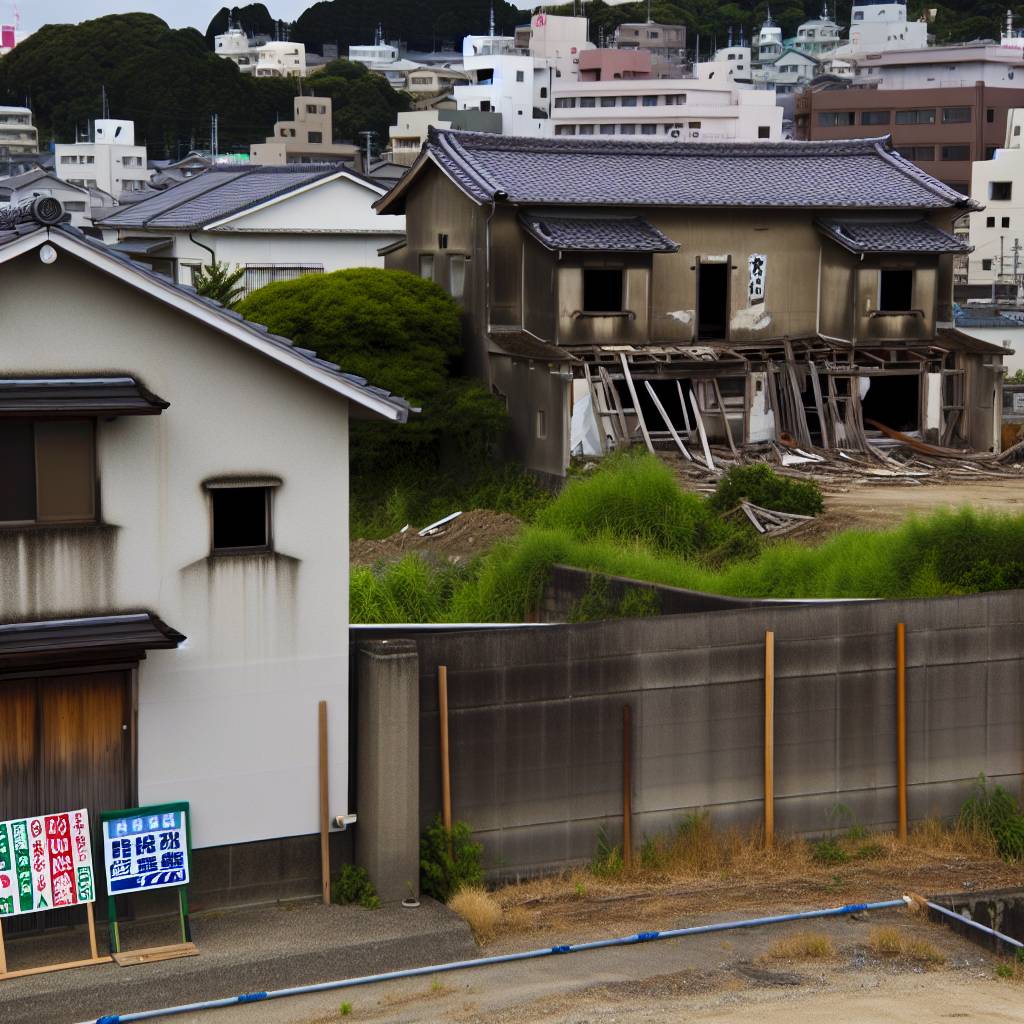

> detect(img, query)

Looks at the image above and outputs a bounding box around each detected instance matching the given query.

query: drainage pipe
[927,898,1024,952]
[83,898,907,1024]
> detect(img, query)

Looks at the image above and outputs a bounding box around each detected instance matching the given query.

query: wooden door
[1,670,131,934]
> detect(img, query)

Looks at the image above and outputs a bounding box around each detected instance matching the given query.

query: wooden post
[319,700,331,906]
[764,630,775,848]
[438,666,452,841]
[622,704,633,867]
[896,622,908,842]
[86,903,99,961]
[0,919,7,976]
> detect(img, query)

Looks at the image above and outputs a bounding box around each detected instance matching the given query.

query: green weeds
[959,776,1024,862]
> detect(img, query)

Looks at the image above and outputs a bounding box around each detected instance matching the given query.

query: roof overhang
[0,613,184,668]
[110,236,173,256]
[518,212,679,253]
[816,217,973,255]
[0,229,408,423]
[0,376,169,416]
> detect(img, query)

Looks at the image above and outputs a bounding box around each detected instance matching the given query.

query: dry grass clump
[868,926,946,965]
[761,930,836,961]
[448,886,534,944]
[449,886,503,942]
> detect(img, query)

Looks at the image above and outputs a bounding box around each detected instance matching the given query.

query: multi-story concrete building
[0,106,37,158]
[796,83,1023,192]
[215,24,306,77]
[849,40,1024,89]
[388,109,501,165]
[251,96,358,165]
[54,119,152,198]
[611,22,686,65]
[833,0,928,58]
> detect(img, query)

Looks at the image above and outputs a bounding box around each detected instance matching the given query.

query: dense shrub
[331,864,379,909]
[959,776,1024,862]
[709,464,824,517]
[420,816,484,901]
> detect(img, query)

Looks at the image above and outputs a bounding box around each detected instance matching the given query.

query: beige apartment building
[0,106,37,157]
[251,96,358,165]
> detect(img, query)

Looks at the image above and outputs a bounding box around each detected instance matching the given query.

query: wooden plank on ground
[112,943,199,968]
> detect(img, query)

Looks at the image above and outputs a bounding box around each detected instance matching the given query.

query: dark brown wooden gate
[1,670,132,934]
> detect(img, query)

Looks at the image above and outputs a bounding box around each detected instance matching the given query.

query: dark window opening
[610,376,697,441]
[0,419,95,525]
[1003,216,1011,228]
[697,262,729,340]
[861,374,920,434]
[861,110,890,125]
[583,268,624,312]
[879,269,913,311]
[307,131,322,143]
[987,216,996,227]
[758,125,770,138]
[987,108,995,123]
[438,233,448,249]
[212,487,270,552]
[982,259,993,270]
[991,181,1013,200]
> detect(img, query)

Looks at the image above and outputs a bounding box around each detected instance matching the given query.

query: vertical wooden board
[0,679,39,824]
[40,673,131,824]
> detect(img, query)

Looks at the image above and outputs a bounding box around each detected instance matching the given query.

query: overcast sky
[18,3,310,34]
[18,1,533,34]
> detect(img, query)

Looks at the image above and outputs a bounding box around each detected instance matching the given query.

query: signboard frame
[99,801,193,957]
[0,808,110,981]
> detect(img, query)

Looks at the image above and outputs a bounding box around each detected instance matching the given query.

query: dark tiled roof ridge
[0,223,410,420]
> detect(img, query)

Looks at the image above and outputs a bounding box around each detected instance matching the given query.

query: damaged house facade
[377,128,1005,478]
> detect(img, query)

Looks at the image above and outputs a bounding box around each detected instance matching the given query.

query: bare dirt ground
[351,509,524,566]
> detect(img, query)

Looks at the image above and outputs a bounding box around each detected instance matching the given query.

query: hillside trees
[0,14,409,157]
[204,4,280,47]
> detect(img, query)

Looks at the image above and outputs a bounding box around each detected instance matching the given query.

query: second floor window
[818,111,855,126]
[879,269,913,312]
[0,419,96,525]
[583,268,624,313]
[211,487,271,553]
[991,181,1013,201]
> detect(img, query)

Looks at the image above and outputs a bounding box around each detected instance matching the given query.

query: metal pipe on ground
[81,899,910,1024]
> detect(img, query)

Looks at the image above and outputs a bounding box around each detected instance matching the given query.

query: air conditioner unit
[689,130,700,138]
[669,128,681,138]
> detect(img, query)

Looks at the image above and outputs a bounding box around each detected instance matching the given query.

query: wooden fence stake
[319,700,331,906]
[623,704,633,867]
[896,622,908,842]
[86,903,99,961]
[0,919,7,976]
[764,631,775,848]
[438,665,453,847]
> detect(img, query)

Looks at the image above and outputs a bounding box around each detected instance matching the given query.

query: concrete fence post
[764,630,775,848]
[356,639,420,903]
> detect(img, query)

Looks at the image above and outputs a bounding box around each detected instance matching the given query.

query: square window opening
[879,269,913,311]
[1003,217,1011,228]
[991,181,1013,200]
[583,267,624,312]
[212,487,270,552]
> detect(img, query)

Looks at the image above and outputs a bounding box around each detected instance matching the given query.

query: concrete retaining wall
[379,590,1024,880]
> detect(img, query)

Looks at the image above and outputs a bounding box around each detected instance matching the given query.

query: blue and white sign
[102,807,190,894]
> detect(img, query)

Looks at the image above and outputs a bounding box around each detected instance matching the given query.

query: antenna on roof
[489,2,495,36]
[728,25,733,47]
[101,83,109,120]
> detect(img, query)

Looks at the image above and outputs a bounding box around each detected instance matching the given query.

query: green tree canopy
[304,60,410,145]
[236,268,508,471]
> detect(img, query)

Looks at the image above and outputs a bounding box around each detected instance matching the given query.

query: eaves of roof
[0,225,411,423]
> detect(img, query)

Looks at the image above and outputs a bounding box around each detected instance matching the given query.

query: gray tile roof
[0,223,410,422]
[403,128,977,211]
[98,165,345,230]
[487,330,577,362]
[816,218,972,254]
[519,213,679,252]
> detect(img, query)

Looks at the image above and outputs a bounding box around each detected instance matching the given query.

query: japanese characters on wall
[748,253,767,304]
[0,810,95,917]
[102,805,190,895]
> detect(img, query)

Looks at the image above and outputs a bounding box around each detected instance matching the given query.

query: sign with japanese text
[0,809,95,918]
[102,804,190,895]
[748,253,767,304]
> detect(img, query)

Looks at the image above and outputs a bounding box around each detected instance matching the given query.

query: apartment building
[251,96,358,165]
[612,21,686,65]
[796,84,1022,192]
[215,24,307,77]
[0,106,37,157]
[54,119,152,197]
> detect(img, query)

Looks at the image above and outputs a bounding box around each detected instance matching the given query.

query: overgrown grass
[709,463,824,517]
[868,926,946,965]
[958,776,1024,862]
[762,931,835,961]
[351,451,1024,624]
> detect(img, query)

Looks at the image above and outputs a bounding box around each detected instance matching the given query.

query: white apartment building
[0,106,37,156]
[215,24,307,77]
[55,119,152,198]
[967,143,1024,289]
[551,75,782,142]
[834,1,928,58]
[349,41,399,65]
[851,42,1024,88]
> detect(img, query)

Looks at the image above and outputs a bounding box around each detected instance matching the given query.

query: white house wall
[0,248,353,851]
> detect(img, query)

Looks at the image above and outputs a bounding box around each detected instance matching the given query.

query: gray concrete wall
[373,591,1024,880]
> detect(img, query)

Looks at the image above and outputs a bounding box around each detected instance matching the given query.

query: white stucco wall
[0,244,355,851]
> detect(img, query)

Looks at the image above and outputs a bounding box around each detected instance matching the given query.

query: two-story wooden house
[377,128,1006,478]
[0,197,409,912]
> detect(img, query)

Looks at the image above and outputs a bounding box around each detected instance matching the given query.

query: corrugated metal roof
[386,128,978,211]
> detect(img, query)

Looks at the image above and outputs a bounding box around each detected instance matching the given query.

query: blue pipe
[927,899,1024,951]
[84,898,907,1024]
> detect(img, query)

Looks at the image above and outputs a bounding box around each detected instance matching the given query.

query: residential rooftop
[378,128,979,213]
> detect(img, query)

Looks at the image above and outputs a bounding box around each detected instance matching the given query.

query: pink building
[578,50,654,81]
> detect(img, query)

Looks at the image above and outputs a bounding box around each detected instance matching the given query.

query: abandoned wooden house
[376,128,1007,479]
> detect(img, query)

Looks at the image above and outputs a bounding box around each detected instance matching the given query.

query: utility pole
[101,84,109,120]
[210,113,219,159]
[359,130,374,172]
